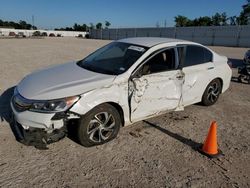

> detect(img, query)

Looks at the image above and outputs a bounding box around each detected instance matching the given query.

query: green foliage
[174,15,190,27]
[175,13,228,27]
[175,1,250,27]
[0,19,36,29]
[238,2,250,25]
[54,21,107,31]
[89,23,95,29]
[96,22,102,29]
[73,23,88,31]
[105,21,111,29]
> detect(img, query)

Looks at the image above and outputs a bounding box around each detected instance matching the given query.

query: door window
[183,45,213,67]
[138,48,176,76]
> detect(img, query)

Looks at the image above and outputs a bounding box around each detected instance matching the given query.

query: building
[0,28,87,37]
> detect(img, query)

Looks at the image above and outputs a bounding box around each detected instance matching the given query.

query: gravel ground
[0,37,249,187]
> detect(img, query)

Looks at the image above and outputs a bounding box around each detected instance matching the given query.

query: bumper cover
[11,100,64,130]
[11,99,68,148]
[13,117,67,149]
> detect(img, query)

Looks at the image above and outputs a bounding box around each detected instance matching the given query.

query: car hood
[17,62,116,100]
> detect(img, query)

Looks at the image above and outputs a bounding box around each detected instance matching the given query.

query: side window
[204,48,213,62]
[184,45,213,67]
[140,48,176,75]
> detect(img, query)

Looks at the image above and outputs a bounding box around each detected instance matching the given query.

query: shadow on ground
[0,87,14,123]
[143,120,201,151]
[0,87,25,143]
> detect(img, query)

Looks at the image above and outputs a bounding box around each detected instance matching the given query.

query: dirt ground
[0,37,249,188]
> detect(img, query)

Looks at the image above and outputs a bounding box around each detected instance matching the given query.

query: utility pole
[164,19,167,27]
[32,15,35,30]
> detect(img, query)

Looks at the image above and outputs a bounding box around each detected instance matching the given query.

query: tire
[77,103,121,147]
[238,75,243,83]
[202,79,222,106]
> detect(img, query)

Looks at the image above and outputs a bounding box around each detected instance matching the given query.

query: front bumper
[12,118,67,149]
[11,100,65,130]
[10,99,68,148]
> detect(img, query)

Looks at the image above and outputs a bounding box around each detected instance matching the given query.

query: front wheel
[202,79,222,106]
[77,104,121,147]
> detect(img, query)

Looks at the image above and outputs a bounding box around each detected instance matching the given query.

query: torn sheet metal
[128,70,184,122]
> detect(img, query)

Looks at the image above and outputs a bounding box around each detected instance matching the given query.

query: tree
[237,1,250,25]
[96,22,102,29]
[212,13,222,26]
[82,24,88,31]
[0,19,36,29]
[105,21,111,29]
[221,12,228,25]
[174,15,190,27]
[89,23,95,30]
[192,16,212,26]
[73,23,79,31]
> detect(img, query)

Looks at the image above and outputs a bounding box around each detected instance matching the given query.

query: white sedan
[11,37,232,147]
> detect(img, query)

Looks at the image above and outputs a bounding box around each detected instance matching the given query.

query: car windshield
[77,42,148,75]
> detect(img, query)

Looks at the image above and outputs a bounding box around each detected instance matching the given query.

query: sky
[0,0,247,29]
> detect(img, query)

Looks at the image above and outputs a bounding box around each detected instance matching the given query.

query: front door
[128,48,184,122]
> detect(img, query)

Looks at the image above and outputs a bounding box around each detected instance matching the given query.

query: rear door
[178,45,214,106]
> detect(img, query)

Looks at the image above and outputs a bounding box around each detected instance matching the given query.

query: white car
[11,37,232,147]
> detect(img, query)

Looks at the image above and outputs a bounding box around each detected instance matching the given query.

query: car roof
[117,37,195,47]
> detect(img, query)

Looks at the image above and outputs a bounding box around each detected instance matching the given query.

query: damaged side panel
[70,81,131,125]
[128,70,184,122]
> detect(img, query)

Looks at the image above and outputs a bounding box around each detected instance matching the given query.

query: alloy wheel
[207,82,220,103]
[87,112,116,143]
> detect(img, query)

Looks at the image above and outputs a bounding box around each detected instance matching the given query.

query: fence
[90,25,250,47]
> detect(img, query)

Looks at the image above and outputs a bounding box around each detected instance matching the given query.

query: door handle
[176,75,184,79]
[207,67,214,70]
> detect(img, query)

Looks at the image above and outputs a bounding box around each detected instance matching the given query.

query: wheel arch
[106,102,125,127]
[215,77,223,93]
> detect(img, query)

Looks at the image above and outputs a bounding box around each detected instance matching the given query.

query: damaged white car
[11,37,232,147]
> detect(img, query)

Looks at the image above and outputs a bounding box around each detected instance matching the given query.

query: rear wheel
[77,104,121,147]
[202,79,222,106]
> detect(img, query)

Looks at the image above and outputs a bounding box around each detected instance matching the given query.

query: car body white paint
[11,37,232,132]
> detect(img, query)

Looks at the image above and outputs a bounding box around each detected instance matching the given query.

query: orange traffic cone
[198,121,222,158]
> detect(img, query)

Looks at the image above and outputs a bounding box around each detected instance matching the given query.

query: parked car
[238,50,250,83]
[16,32,26,38]
[243,50,250,64]
[9,32,16,36]
[33,31,41,37]
[41,32,48,37]
[49,33,55,37]
[11,37,232,147]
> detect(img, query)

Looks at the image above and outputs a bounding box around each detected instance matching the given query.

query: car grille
[12,94,32,112]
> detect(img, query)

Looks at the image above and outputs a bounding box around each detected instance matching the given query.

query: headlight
[29,96,80,113]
